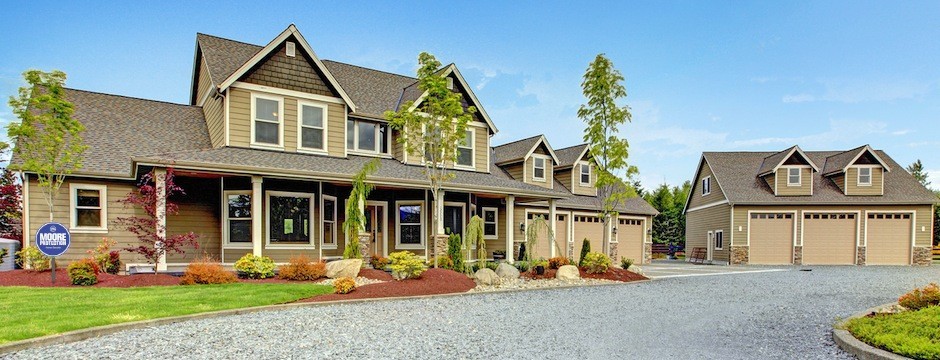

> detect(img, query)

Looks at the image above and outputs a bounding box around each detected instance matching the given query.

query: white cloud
[891,129,910,136]
[727,119,887,150]
[783,78,931,104]
[782,93,815,103]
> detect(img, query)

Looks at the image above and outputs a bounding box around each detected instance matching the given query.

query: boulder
[474,268,501,285]
[627,265,644,275]
[326,259,363,279]
[495,263,520,279]
[555,265,580,281]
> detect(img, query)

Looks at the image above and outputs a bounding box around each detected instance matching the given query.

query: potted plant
[533,259,548,275]
[492,250,506,261]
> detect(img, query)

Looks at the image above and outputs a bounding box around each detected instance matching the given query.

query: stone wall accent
[913,246,932,266]
[730,246,749,265]
[358,233,371,260]
[855,246,866,266]
[793,246,803,265]
[242,38,337,97]
[643,243,652,264]
[608,242,619,263]
[567,241,574,259]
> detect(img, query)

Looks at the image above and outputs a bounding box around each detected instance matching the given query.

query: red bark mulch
[304,268,474,302]
[521,267,648,282]
[358,268,394,281]
[0,269,180,288]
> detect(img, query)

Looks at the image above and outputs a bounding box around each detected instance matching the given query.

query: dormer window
[579,163,591,185]
[702,176,711,196]
[858,167,872,186]
[787,168,801,186]
[532,157,546,181]
[251,93,283,148]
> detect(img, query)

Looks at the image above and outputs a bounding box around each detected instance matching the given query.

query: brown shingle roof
[10,88,212,177]
[493,135,542,165]
[555,144,589,168]
[704,150,938,205]
[196,33,261,86]
[756,145,797,176]
[321,60,417,119]
[521,195,659,216]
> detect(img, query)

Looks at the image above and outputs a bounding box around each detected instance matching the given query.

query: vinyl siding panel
[845,167,884,196]
[474,127,488,173]
[166,200,222,263]
[195,58,213,104]
[833,174,846,193]
[203,94,225,148]
[570,163,597,196]
[775,167,813,196]
[688,159,727,208]
[685,203,731,263]
[505,164,524,181]
[524,156,553,189]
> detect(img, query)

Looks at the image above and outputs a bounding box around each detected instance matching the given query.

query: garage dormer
[822,145,891,196]
[757,145,819,196]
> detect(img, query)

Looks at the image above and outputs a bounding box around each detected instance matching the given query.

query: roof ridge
[64,87,197,108]
[196,32,263,49]
[494,134,543,149]
[762,145,796,160]
[555,143,588,151]
[322,59,416,81]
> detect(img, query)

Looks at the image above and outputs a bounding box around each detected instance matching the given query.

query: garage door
[866,213,912,265]
[749,213,794,265]
[802,213,857,265]
[616,218,644,264]
[573,215,605,259]
[526,213,567,259]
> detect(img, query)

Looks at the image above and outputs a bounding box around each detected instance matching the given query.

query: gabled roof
[756,145,819,176]
[555,144,590,169]
[402,64,498,133]
[493,135,559,165]
[821,144,892,176]
[321,60,416,120]
[212,25,358,112]
[698,149,936,205]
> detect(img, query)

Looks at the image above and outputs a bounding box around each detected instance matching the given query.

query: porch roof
[134,147,571,198]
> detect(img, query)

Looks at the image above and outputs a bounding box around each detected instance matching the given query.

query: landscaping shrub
[234,253,275,279]
[278,255,326,281]
[582,252,611,274]
[67,258,100,286]
[578,239,591,266]
[513,261,530,273]
[180,257,237,285]
[447,233,464,272]
[548,256,570,269]
[15,246,50,271]
[0,248,7,266]
[485,261,498,271]
[87,238,121,274]
[431,255,454,270]
[532,259,548,270]
[898,283,940,310]
[651,252,667,260]
[621,258,634,269]
[369,255,389,270]
[334,277,356,294]
[388,251,427,280]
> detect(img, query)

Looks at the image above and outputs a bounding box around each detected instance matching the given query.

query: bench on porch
[688,247,708,264]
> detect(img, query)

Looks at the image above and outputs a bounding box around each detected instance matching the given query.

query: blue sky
[1,1,939,190]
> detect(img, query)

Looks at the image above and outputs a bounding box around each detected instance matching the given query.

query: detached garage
[866,213,913,265]
[802,212,857,265]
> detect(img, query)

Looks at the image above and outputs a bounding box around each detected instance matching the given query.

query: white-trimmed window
[396,201,424,249]
[298,101,327,152]
[714,230,724,250]
[579,162,591,185]
[858,167,872,186]
[321,195,337,249]
[482,207,498,239]
[702,176,711,196]
[266,191,315,247]
[250,93,284,147]
[787,167,801,186]
[69,184,107,232]
[532,156,546,181]
[224,191,252,246]
[456,130,474,168]
[347,119,389,154]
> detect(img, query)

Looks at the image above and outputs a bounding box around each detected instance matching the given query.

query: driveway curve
[5,266,938,359]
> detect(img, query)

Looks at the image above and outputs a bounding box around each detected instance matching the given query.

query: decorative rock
[474,268,501,285]
[326,259,363,279]
[627,265,644,275]
[555,265,580,281]
[495,263,520,279]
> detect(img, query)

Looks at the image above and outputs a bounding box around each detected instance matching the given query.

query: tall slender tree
[386,52,476,263]
[907,159,930,187]
[578,54,637,246]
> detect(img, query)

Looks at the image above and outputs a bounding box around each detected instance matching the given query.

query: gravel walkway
[6,266,939,359]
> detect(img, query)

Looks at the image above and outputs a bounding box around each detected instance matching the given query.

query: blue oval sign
[35,222,71,257]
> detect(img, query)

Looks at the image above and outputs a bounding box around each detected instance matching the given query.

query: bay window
[347,119,389,154]
[267,191,315,247]
[251,93,283,147]
[298,101,327,152]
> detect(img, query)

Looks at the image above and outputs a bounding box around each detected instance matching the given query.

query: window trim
[787,167,801,187]
[531,155,548,182]
[69,183,108,233]
[320,195,337,249]
[482,207,498,240]
[714,230,724,250]
[222,190,253,249]
[249,92,285,150]
[346,118,390,156]
[296,100,329,154]
[857,167,873,186]
[455,129,475,170]
[265,190,316,249]
[702,176,711,196]
[579,162,591,186]
[395,200,425,250]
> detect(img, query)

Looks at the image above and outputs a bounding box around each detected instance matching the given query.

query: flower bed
[304,268,474,302]
[520,266,647,282]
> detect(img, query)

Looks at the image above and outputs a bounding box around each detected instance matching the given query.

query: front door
[443,204,465,239]
[365,204,385,257]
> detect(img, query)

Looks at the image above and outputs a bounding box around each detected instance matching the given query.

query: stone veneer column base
[730,246,749,265]
[358,233,372,260]
[567,242,574,259]
[856,246,866,266]
[609,242,619,263]
[913,246,932,266]
[793,246,803,265]
[643,243,652,264]
[433,234,449,258]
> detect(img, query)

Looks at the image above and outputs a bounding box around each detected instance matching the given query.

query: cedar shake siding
[685,203,731,263]
[774,167,813,196]
[241,36,339,98]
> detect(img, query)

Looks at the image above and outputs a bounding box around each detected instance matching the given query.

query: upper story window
[858,167,872,186]
[702,176,711,196]
[251,93,283,148]
[298,101,327,152]
[456,130,474,168]
[347,119,389,155]
[787,168,801,186]
[532,156,546,181]
[579,162,591,185]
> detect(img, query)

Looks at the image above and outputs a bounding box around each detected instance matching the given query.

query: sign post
[35,222,71,284]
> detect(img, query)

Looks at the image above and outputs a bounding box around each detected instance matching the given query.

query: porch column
[434,190,446,257]
[251,176,263,256]
[548,199,557,258]
[154,168,167,272]
[505,195,514,264]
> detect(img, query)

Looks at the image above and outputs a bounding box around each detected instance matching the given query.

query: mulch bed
[304,268,475,302]
[521,267,648,282]
[0,269,180,288]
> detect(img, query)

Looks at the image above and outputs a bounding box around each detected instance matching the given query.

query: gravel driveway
[6,266,939,359]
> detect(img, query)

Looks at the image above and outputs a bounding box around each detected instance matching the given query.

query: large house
[684,145,937,266]
[15,25,657,271]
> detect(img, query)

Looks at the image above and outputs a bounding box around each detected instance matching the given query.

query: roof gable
[239,34,341,98]
[757,145,819,176]
[493,135,559,165]
[404,64,498,133]
[822,145,892,176]
[555,144,590,169]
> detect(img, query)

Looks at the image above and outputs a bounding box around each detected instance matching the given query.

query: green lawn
[845,306,940,360]
[0,283,333,344]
